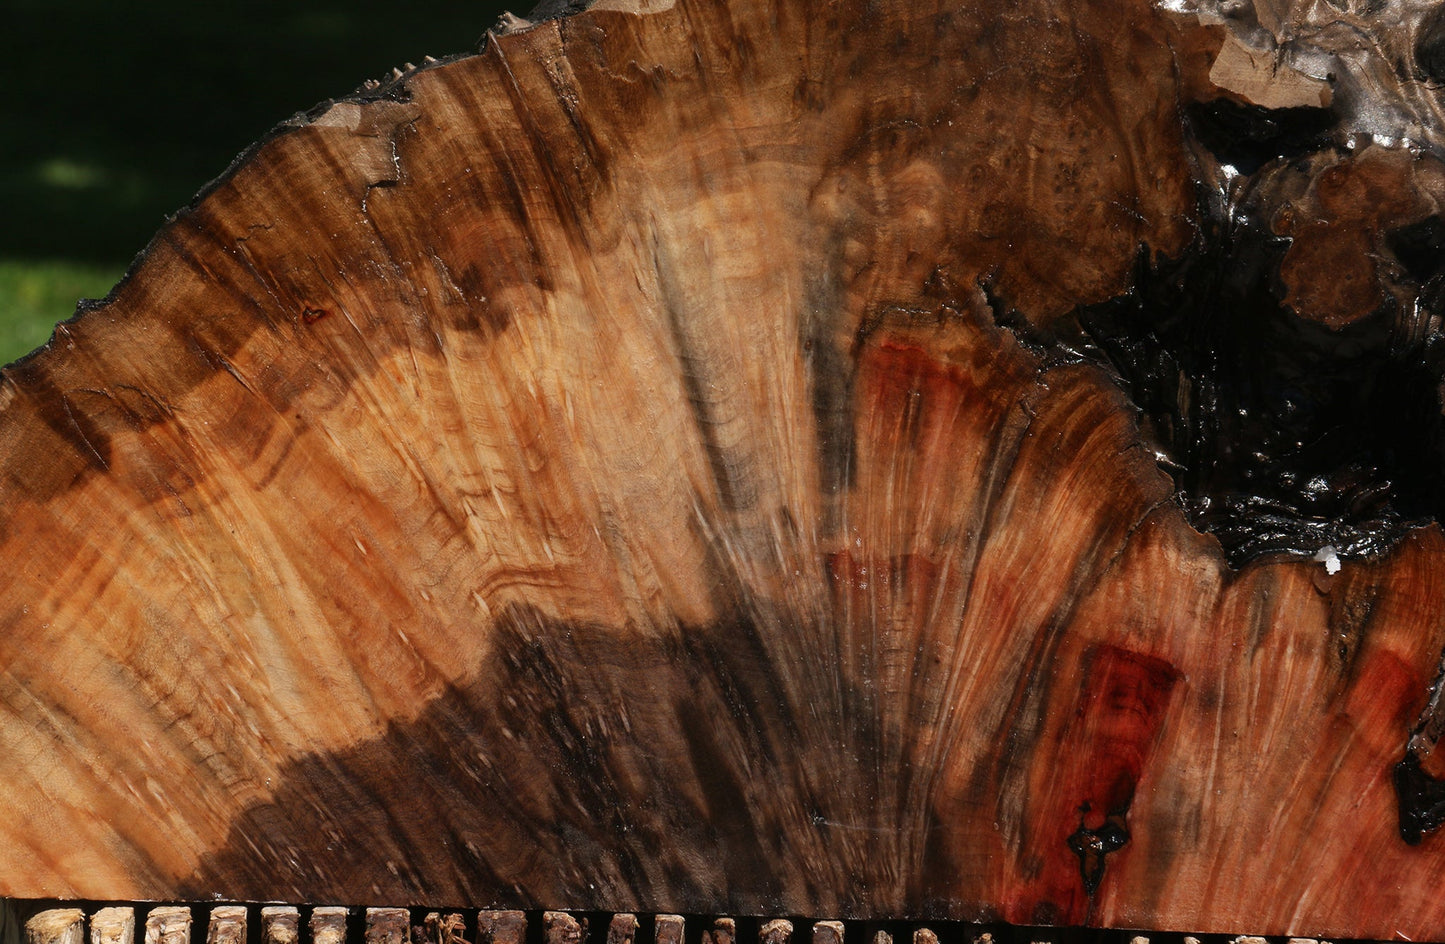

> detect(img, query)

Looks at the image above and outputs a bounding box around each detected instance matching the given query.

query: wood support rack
[18,909,1344,944]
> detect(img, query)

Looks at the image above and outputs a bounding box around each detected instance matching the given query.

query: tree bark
[2,0,1445,937]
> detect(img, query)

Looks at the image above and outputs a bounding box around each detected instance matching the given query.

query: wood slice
[204,908,247,944]
[26,912,83,944]
[364,909,409,944]
[310,909,347,944]
[543,914,584,944]
[4,0,1445,938]
[759,921,792,944]
[701,920,734,944]
[90,908,135,944]
[476,913,526,944]
[142,910,189,944]
[606,915,638,944]
[423,914,466,944]
[260,909,300,944]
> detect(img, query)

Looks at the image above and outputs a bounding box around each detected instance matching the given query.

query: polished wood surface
[3,0,1445,937]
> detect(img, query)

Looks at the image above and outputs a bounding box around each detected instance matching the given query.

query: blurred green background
[1,0,516,365]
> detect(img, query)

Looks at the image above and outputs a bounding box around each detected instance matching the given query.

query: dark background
[0,0,515,362]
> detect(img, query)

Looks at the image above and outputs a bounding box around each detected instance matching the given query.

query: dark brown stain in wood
[181,602,907,912]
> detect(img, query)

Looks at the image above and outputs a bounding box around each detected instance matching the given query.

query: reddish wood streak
[1073,646,1182,816]
[1016,645,1181,924]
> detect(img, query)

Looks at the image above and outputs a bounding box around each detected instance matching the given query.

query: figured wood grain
[4,0,1445,937]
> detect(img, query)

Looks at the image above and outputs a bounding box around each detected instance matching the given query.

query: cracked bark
[3,0,1445,938]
